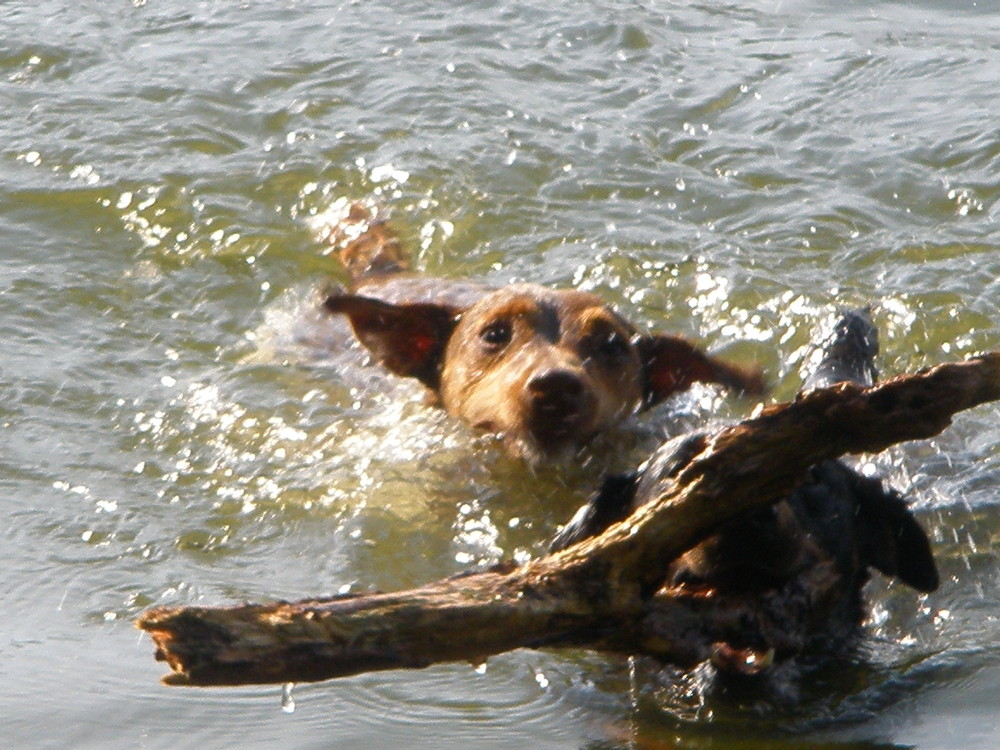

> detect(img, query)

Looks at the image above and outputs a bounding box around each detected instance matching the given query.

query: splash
[281,682,296,714]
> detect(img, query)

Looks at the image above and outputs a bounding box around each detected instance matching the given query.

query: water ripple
[4,1,1000,747]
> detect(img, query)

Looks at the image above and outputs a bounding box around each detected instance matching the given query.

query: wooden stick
[137,354,1000,686]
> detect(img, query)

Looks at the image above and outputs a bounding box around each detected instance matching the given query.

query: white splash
[281,682,296,714]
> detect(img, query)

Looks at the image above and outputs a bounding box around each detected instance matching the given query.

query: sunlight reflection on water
[4,1,1000,748]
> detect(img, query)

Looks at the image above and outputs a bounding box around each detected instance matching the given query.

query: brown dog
[317,203,765,463]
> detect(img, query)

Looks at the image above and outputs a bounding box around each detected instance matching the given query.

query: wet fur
[317,203,764,463]
[550,309,939,675]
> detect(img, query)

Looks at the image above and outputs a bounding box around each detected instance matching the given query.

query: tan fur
[437,286,646,461]
[320,203,765,463]
[319,201,409,281]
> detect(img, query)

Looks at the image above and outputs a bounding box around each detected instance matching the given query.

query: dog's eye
[480,320,512,349]
[588,330,631,363]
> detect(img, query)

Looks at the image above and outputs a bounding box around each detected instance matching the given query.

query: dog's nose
[527,370,585,405]
[524,369,592,455]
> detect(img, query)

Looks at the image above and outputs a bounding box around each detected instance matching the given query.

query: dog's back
[551,308,939,671]
[669,309,936,600]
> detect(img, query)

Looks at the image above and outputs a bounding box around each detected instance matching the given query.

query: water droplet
[281,682,296,713]
[675,177,686,191]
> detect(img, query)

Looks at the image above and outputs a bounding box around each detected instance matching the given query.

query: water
[282,682,296,714]
[3,1,1000,747]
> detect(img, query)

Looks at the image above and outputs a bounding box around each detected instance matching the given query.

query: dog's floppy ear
[637,333,766,408]
[324,292,461,392]
[851,472,940,593]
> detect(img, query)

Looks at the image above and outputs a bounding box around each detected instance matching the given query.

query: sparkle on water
[4,2,1000,749]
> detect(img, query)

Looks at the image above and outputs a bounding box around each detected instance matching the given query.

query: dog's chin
[472,419,588,465]
[502,429,587,467]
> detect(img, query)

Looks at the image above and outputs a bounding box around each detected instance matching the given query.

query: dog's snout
[527,370,586,404]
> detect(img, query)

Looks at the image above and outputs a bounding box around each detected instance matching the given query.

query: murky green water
[3,1,1000,747]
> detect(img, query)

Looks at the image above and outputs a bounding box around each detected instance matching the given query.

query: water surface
[3,1,1000,748]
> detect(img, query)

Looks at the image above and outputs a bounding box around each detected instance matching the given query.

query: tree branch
[137,353,1000,686]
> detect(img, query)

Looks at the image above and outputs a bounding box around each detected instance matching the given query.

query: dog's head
[324,283,764,462]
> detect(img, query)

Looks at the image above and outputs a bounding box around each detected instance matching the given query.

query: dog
[315,202,765,463]
[550,309,940,675]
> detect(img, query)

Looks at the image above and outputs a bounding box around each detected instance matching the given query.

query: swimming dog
[550,309,939,674]
[317,203,765,463]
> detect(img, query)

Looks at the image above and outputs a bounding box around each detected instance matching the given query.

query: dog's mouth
[523,409,596,462]
[507,431,584,465]
[528,408,586,443]
[473,411,591,464]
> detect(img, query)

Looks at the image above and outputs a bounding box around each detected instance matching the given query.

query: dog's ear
[323,292,461,392]
[637,334,766,408]
[850,472,940,593]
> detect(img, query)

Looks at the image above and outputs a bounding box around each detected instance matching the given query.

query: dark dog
[317,203,765,463]
[550,309,939,674]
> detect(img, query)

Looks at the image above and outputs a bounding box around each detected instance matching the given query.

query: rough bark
[137,353,1000,686]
